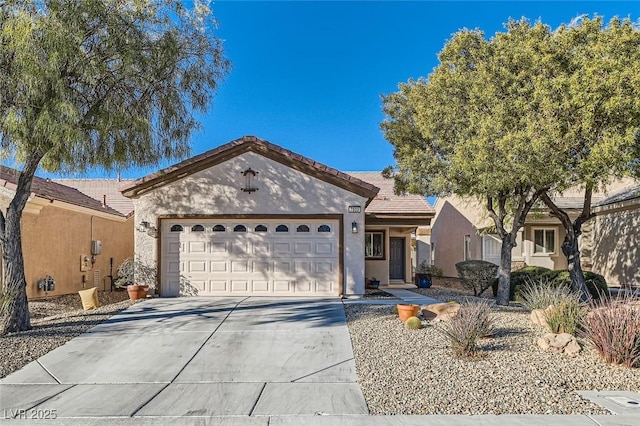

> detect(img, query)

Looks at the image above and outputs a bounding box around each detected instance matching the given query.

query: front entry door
[389,237,405,281]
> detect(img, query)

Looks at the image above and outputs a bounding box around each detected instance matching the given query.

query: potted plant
[414,261,443,288]
[366,276,380,289]
[114,257,157,301]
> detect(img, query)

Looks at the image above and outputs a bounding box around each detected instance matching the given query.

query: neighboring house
[346,172,433,285]
[431,180,639,287]
[120,136,434,297]
[0,166,134,299]
[583,184,640,288]
[52,179,135,216]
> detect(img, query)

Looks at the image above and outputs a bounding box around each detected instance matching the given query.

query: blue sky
[47,1,640,178]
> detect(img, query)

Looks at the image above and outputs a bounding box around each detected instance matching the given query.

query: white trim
[532,226,557,255]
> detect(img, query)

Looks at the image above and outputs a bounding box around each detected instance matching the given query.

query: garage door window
[170,224,184,232]
[234,225,247,232]
[276,225,289,232]
[191,224,205,232]
[213,224,226,232]
[318,224,331,233]
[296,225,310,233]
[255,224,268,232]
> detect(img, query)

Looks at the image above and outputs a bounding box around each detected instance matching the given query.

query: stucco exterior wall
[431,197,485,277]
[590,205,640,288]
[1,192,133,299]
[131,151,368,295]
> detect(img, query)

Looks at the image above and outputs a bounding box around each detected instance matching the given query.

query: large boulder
[422,302,460,322]
[537,332,581,357]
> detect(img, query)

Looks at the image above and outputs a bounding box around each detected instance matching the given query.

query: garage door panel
[231,261,249,272]
[162,219,339,296]
[188,261,207,273]
[210,261,227,272]
[231,280,249,292]
[210,242,226,253]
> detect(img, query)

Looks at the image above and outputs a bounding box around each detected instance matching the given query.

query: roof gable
[120,136,379,200]
[0,166,123,217]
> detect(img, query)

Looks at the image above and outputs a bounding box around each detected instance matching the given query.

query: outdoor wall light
[137,221,150,232]
[352,221,358,233]
[137,221,158,237]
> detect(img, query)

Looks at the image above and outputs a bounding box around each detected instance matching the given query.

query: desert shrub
[455,260,499,296]
[581,293,640,368]
[438,300,495,358]
[509,266,552,300]
[391,305,398,314]
[545,300,586,335]
[519,277,578,311]
[405,316,423,330]
[541,270,608,300]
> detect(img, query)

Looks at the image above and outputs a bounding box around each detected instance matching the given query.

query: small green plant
[545,300,586,335]
[520,277,578,311]
[438,300,495,358]
[114,257,157,289]
[391,305,398,314]
[582,293,640,368]
[405,316,422,330]
[416,261,443,278]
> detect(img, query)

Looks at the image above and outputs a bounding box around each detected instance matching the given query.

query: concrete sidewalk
[1,297,367,420]
[343,287,441,305]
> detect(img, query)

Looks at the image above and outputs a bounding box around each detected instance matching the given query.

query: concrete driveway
[1,297,368,421]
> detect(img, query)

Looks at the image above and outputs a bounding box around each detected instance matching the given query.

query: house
[120,136,434,297]
[431,180,639,287]
[582,184,640,288]
[346,172,433,285]
[0,166,134,299]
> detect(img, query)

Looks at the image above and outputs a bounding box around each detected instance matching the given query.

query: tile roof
[346,172,434,215]
[597,185,640,206]
[120,136,379,200]
[0,166,123,217]
[52,179,135,215]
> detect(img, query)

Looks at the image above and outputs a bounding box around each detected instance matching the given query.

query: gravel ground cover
[345,278,640,415]
[1,291,134,378]
[364,288,399,299]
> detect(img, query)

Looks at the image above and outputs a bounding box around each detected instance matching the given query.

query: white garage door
[161,218,340,296]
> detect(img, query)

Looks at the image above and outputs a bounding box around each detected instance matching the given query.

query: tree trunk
[540,191,592,303]
[496,236,514,305]
[0,150,44,334]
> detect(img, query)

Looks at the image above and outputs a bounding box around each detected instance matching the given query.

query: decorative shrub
[519,277,578,311]
[581,293,640,368]
[438,300,495,358]
[544,300,586,335]
[391,305,398,315]
[509,266,552,300]
[455,260,499,296]
[541,270,608,300]
[405,316,423,330]
[510,268,607,301]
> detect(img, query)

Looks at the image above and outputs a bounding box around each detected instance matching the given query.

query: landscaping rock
[537,332,581,357]
[421,302,460,322]
[530,305,554,330]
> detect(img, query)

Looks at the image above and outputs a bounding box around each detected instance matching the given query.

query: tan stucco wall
[132,151,368,296]
[1,194,133,299]
[431,197,485,277]
[521,224,567,270]
[590,204,640,287]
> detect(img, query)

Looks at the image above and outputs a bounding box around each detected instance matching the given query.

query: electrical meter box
[91,240,102,255]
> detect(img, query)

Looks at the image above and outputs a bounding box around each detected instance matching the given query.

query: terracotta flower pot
[127,284,149,301]
[397,304,420,322]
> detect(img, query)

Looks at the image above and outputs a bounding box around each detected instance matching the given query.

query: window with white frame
[533,228,555,254]
[365,231,384,259]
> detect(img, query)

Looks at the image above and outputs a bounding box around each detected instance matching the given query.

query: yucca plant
[545,300,586,335]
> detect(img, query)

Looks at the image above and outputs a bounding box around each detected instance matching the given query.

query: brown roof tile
[120,136,380,199]
[346,171,434,215]
[0,166,124,217]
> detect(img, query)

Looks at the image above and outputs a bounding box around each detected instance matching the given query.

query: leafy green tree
[536,17,640,301]
[382,16,640,304]
[0,0,229,333]
[382,19,574,305]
